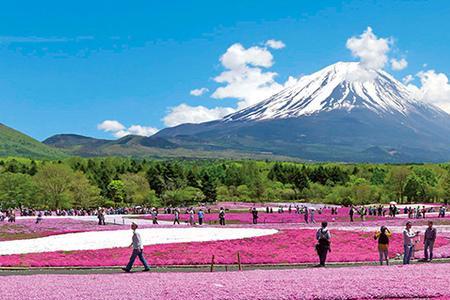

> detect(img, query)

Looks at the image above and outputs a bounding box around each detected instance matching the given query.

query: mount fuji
[155,62,450,162]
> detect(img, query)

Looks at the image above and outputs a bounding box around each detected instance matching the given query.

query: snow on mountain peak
[224,61,426,122]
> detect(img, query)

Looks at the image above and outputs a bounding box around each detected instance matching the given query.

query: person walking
[173,209,180,225]
[403,221,419,264]
[310,208,316,224]
[198,209,204,225]
[97,209,102,225]
[424,221,437,262]
[100,209,106,225]
[438,206,446,218]
[151,209,158,225]
[304,207,309,224]
[219,207,226,226]
[315,222,331,267]
[189,208,195,226]
[122,223,150,272]
[349,206,354,222]
[35,211,43,224]
[422,206,427,219]
[374,226,392,265]
[251,207,258,224]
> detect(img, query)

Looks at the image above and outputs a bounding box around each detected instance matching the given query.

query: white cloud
[346,27,391,70]
[190,87,209,96]
[98,120,158,138]
[211,43,293,109]
[163,104,235,127]
[407,70,450,113]
[163,41,301,127]
[97,120,125,132]
[220,43,274,70]
[345,27,392,81]
[126,125,159,137]
[265,39,285,49]
[390,58,408,71]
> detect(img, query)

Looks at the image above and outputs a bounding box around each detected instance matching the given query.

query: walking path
[1,263,449,299]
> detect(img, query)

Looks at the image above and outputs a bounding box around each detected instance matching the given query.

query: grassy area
[0,124,66,159]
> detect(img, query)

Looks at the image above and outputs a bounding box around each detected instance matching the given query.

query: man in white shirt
[122,222,150,272]
[403,221,420,264]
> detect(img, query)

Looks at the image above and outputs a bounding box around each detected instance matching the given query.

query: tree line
[0,157,449,210]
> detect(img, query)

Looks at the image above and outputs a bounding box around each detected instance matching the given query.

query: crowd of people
[315,220,438,267]
[1,202,448,270]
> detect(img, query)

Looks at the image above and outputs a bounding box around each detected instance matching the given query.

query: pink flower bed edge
[1,229,447,267]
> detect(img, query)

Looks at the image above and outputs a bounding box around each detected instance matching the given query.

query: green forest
[0,157,449,210]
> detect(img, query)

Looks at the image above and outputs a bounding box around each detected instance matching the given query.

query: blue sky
[1,0,449,140]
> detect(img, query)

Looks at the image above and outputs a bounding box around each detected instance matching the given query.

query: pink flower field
[0,219,125,241]
[2,263,450,299]
[155,209,386,224]
[1,229,447,267]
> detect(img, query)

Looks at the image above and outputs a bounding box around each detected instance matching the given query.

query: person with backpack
[315,222,331,267]
[35,211,43,224]
[374,226,392,265]
[173,209,180,225]
[349,206,354,222]
[219,207,226,226]
[251,207,258,224]
[151,208,158,225]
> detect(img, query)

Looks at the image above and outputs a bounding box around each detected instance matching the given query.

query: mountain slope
[0,124,66,159]
[43,133,297,160]
[224,62,429,121]
[155,62,450,162]
[43,134,178,156]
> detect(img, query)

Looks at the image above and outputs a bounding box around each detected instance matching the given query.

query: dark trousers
[125,249,150,271]
[173,219,180,225]
[424,239,435,260]
[318,246,329,266]
[199,218,203,225]
[219,218,225,225]
[350,215,354,222]
[253,217,257,224]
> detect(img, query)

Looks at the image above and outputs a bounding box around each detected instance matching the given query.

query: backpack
[318,229,330,247]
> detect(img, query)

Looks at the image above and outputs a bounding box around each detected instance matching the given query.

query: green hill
[0,123,66,159]
[43,133,299,161]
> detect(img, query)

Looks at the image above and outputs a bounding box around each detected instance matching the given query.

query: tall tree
[70,172,102,209]
[0,173,37,209]
[386,166,411,203]
[442,168,450,205]
[107,180,126,205]
[34,164,77,209]
[201,171,217,202]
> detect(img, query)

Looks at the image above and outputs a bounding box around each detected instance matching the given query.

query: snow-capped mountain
[224,61,443,121]
[156,62,450,162]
